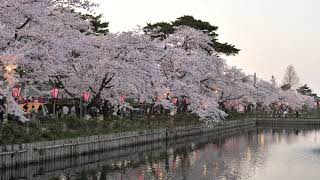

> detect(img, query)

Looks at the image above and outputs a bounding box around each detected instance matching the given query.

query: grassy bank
[0,114,201,145]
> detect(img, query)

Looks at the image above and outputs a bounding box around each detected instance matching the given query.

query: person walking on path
[70,105,76,117]
[23,103,28,112]
[56,106,62,119]
[30,106,37,122]
[37,105,44,122]
[0,105,4,123]
[43,105,48,116]
[37,105,43,115]
[295,110,300,117]
[62,105,69,118]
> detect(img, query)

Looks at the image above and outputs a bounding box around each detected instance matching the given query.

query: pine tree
[81,14,109,35]
[144,15,240,56]
[297,84,318,97]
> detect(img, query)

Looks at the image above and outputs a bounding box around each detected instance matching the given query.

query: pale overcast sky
[94,0,320,93]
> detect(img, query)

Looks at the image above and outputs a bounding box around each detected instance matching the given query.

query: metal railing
[225,109,320,120]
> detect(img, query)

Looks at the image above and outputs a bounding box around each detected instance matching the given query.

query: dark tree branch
[221,94,246,103]
[89,86,96,94]
[7,18,31,46]
[55,76,76,98]
[17,18,31,30]
[89,73,115,107]
[14,18,31,40]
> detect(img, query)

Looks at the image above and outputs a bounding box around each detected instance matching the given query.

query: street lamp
[81,92,90,119]
[51,87,59,115]
[3,64,17,86]
[4,64,16,73]
[5,66,13,73]
[12,87,21,99]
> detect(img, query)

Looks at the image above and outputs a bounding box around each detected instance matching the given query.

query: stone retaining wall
[0,122,256,180]
[0,119,255,168]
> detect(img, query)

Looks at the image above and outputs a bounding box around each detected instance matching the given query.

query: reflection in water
[3,126,320,180]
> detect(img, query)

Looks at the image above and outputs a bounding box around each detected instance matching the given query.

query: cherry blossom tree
[0,0,95,121]
[278,90,313,110]
[158,27,315,121]
[0,1,315,124]
[158,27,229,123]
[47,32,164,108]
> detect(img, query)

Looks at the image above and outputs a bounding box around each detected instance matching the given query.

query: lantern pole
[51,88,59,117]
[53,98,56,116]
[84,101,87,119]
[80,98,83,119]
[81,92,90,119]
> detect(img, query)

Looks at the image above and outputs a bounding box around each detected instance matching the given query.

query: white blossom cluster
[0,0,316,123]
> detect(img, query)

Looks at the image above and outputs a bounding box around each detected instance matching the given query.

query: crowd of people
[0,96,307,124]
[20,103,103,122]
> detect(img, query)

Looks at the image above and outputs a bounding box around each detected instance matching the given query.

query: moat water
[3,126,320,180]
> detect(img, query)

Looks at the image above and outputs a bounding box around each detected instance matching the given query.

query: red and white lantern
[172,97,178,105]
[120,95,126,103]
[83,92,90,103]
[51,87,59,99]
[12,87,21,98]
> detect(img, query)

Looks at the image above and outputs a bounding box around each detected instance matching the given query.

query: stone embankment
[0,119,255,168]
[2,118,319,169]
